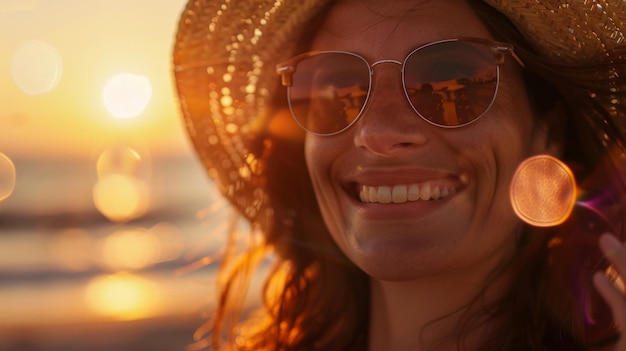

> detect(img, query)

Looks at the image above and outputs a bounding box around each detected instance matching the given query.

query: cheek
[304,135,352,229]
[304,135,338,206]
[473,69,539,162]
[304,136,345,244]
[304,136,324,182]
[457,77,540,220]
[304,134,352,182]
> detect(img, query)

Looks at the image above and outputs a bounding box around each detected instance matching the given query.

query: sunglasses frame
[276,37,524,136]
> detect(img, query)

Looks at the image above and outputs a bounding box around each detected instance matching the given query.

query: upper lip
[341,167,460,187]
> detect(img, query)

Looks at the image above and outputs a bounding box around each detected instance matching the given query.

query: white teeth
[378,186,391,204]
[392,185,407,203]
[408,184,419,201]
[419,183,431,201]
[368,186,378,202]
[432,187,440,200]
[359,183,456,203]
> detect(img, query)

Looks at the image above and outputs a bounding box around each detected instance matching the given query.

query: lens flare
[510,155,577,227]
[11,40,63,95]
[518,152,625,345]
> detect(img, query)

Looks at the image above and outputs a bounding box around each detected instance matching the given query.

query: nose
[353,61,428,156]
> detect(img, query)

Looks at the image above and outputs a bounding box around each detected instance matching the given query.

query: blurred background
[0,1,237,350]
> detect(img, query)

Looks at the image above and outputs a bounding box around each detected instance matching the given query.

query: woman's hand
[594,233,626,350]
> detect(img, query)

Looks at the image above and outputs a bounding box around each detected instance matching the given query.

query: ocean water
[0,155,238,351]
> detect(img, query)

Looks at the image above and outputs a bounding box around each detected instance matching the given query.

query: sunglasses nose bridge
[369,59,404,87]
[368,59,404,97]
[354,59,423,130]
[354,59,429,153]
[370,59,402,68]
[365,59,408,111]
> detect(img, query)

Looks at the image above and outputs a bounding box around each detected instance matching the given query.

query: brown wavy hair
[198,1,626,350]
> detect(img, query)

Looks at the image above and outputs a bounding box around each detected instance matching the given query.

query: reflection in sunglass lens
[288,52,370,135]
[404,41,498,127]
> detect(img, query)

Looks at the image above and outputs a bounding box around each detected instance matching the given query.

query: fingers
[600,234,626,270]
[595,233,626,332]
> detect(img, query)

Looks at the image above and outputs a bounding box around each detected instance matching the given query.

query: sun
[102,73,152,119]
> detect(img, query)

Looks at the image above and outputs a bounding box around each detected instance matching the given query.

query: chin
[342,236,457,281]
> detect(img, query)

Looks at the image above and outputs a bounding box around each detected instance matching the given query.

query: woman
[173,0,626,350]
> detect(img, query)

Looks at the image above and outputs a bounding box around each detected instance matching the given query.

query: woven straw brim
[174,0,333,227]
[484,0,626,61]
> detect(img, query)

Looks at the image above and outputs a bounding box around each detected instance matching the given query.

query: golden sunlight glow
[268,108,305,141]
[2,0,189,158]
[92,174,149,223]
[0,153,16,202]
[85,272,160,320]
[102,73,152,119]
[10,40,63,95]
[100,228,161,270]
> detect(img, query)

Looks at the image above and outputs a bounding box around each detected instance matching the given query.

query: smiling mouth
[359,183,457,204]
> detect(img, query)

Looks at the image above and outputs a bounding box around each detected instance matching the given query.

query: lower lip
[350,192,455,221]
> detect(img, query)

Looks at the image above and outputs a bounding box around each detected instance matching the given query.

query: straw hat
[172,0,626,228]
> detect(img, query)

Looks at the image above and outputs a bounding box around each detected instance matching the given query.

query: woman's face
[305,0,553,280]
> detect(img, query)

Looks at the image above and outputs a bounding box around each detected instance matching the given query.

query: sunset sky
[0,0,189,158]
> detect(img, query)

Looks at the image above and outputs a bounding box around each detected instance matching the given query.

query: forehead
[311,0,494,59]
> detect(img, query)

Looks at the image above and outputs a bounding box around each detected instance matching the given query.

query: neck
[368,265,511,351]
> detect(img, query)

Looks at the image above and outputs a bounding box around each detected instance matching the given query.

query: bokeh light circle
[100,228,161,270]
[96,145,147,180]
[92,144,152,222]
[85,272,160,320]
[510,155,577,227]
[93,174,149,223]
[11,40,63,95]
[0,153,17,202]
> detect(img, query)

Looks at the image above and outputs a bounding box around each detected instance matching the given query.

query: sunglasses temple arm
[510,51,525,69]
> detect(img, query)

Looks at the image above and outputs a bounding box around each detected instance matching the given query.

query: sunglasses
[276,37,524,136]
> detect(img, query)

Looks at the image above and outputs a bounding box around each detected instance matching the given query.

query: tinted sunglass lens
[404,41,498,127]
[288,52,370,135]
